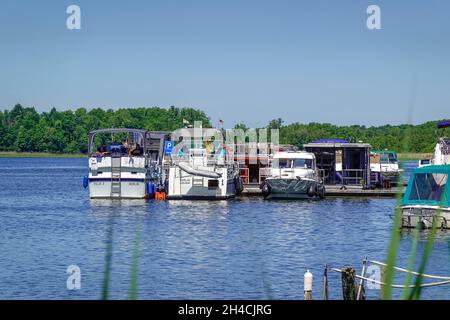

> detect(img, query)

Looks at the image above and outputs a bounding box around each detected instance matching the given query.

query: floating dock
[240,184,405,197]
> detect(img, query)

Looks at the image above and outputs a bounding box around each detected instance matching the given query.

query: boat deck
[240,184,405,197]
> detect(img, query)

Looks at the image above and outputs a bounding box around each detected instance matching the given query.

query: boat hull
[89,179,147,199]
[167,166,237,200]
[401,206,450,229]
[264,178,324,199]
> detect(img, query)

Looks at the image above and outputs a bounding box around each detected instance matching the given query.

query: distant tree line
[271,119,442,153]
[0,104,211,153]
[0,104,446,153]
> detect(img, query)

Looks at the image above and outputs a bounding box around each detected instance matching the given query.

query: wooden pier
[240,184,405,197]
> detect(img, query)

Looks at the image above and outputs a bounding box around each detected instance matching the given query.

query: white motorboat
[261,151,325,199]
[370,150,400,180]
[85,128,167,199]
[166,128,243,199]
[419,120,450,167]
[401,164,450,229]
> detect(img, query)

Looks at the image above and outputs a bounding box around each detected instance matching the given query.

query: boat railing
[171,152,237,167]
[339,169,366,185]
[321,257,450,300]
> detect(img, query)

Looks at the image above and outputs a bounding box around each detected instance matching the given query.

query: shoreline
[0,152,85,158]
[397,153,432,160]
[0,151,432,160]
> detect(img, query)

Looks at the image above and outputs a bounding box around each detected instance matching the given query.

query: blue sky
[0,0,449,127]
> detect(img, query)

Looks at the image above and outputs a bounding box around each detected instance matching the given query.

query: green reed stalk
[101,216,114,300]
[401,225,421,299]
[128,225,142,300]
[408,211,440,300]
[381,205,402,299]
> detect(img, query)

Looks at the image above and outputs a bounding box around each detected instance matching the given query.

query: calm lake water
[0,158,449,300]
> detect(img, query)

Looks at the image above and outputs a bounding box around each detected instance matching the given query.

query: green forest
[0,104,447,154]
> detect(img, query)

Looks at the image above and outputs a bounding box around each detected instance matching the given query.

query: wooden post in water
[304,270,313,300]
[341,266,357,300]
[322,264,329,300]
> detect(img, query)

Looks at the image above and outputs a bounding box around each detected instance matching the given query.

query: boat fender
[83,175,89,189]
[318,185,325,199]
[262,183,271,197]
[235,176,244,194]
[307,185,316,197]
[147,182,154,195]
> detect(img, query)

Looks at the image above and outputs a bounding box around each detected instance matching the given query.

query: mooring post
[357,257,368,300]
[341,266,357,300]
[322,264,329,300]
[304,270,313,300]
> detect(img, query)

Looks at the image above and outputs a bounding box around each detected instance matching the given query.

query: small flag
[219,119,224,124]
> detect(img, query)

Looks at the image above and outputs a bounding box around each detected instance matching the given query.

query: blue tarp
[311,139,349,143]
[437,120,450,129]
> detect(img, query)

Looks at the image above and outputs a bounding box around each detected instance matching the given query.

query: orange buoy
[155,191,166,200]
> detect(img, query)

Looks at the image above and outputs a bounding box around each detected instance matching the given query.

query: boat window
[380,153,398,164]
[409,173,448,201]
[278,159,290,168]
[294,158,313,169]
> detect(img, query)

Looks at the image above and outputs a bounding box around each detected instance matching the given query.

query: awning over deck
[402,165,450,207]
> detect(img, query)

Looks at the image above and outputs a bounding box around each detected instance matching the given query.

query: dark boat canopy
[88,128,148,153]
[88,128,169,160]
[437,120,450,129]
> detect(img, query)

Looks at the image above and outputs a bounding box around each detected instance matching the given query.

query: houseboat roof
[402,164,450,208]
[311,139,349,144]
[304,141,371,148]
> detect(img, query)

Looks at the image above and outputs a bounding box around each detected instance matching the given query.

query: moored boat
[86,128,167,199]
[166,128,243,199]
[370,150,400,180]
[261,151,325,199]
[401,164,450,229]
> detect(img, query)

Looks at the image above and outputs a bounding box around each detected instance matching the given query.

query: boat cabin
[370,150,398,165]
[303,139,371,187]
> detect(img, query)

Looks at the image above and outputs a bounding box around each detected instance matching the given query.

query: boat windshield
[294,158,313,169]
[409,173,448,201]
[278,159,290,168]
[275,158,313,169]
[380,153,398,164]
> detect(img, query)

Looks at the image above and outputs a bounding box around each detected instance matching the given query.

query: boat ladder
[111,156,121,197]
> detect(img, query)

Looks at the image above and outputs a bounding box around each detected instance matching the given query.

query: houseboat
[86,128,168,199]
[261,150,325,199]
[303,139,372,188]
[401,164,450,229]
